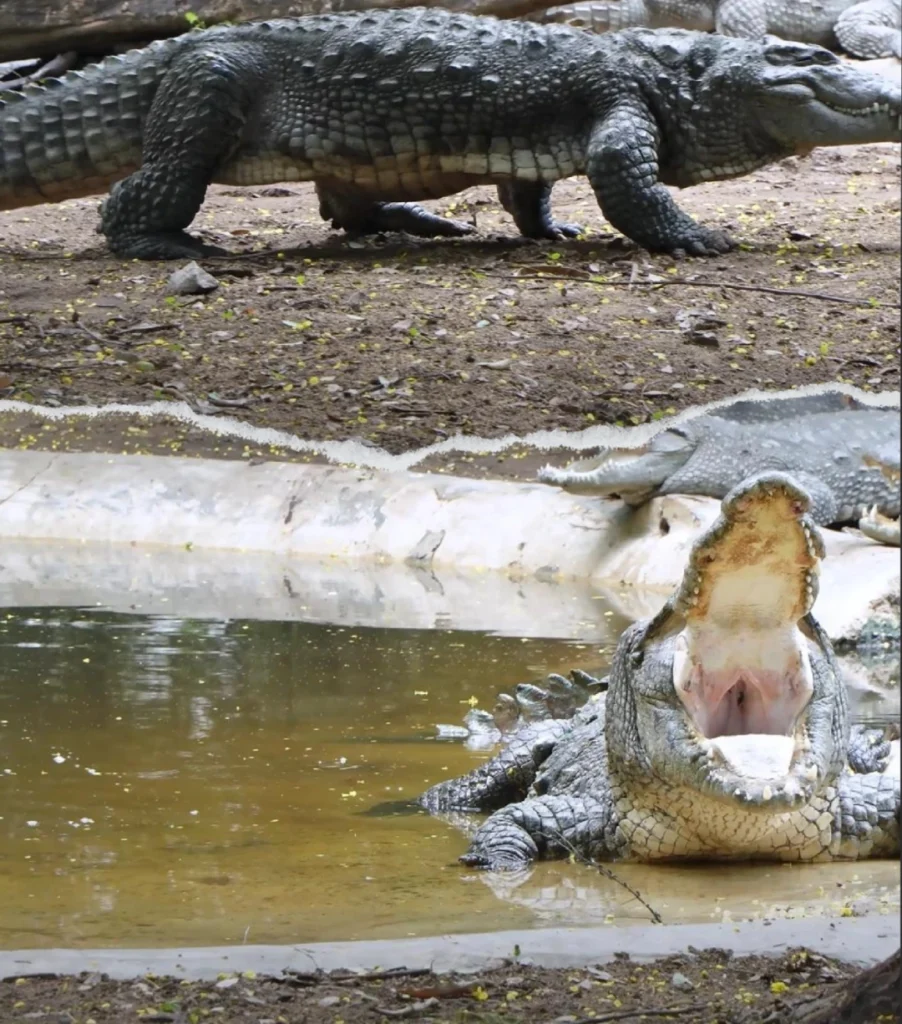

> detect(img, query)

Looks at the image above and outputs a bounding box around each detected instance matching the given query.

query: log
[792,948,901,1024]
[0,0,558,63]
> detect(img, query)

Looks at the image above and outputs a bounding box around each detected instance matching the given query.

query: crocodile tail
[0,37,184,211]
[540,0,653,32]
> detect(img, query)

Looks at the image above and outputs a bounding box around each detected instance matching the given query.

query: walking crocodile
[539,0,902,60]
[0,11,900,260]
[418,472,901,867]
[537,404,901,545]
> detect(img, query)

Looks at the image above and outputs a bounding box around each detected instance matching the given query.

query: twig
[508,268,901,308]
[572,1002,711,1023]
[0,52,77,91]
[550,833,663,924]
[72,320,108,345]
[375,997,441,1017]
[279,965,433,987]
[1,360,83,371]
[592,862,664,924]
[333,966,432,984]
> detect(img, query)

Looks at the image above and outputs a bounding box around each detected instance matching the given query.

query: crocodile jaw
[756,48,902,149]
[669,472,826,807]
[537,428,694,499]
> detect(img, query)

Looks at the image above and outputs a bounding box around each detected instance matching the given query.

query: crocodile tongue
[706,735,795,781]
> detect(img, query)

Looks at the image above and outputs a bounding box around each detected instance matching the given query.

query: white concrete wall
[0,450,897,642]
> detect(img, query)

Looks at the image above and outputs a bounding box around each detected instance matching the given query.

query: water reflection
[0,608,897,949]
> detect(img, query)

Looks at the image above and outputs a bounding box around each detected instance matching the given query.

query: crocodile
[537,404,901,546]
[539,0,902,60]
[418,472,901,868]
[0,12,900,260]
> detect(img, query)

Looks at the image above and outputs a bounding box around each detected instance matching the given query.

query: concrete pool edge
[0,447,899,643]
[1,917,898,979]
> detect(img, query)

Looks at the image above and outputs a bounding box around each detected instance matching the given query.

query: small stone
[586,968,612,981]
[215,976,240,989]
[671,971,695,992]
[317,995,341,1008]
[167,261,220,295]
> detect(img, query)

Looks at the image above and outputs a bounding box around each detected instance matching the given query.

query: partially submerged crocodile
[540,0,902,60]
[419,472,901,867]
[1,11,900,260]
[538,402,901,545]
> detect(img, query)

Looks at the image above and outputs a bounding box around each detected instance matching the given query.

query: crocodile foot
[332,201,474,238]
[102,228,230,261]
[848,723,894,775]
[858,506,901,547]
[667,225,736,257]
[524,220,585,240]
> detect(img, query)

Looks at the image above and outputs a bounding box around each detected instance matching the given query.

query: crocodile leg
[585,105,735,255]
[496,181,584,239]
[714,0,769,38]
[848,724,894,774]
[835,0,902,59]
[858,506,901,546]
[315,183,474,238]
[98,48,264,260]
[417,720,568,813]
[460,794,620,870]
[832,772,899,859]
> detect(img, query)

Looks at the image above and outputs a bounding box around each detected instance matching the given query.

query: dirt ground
[1,143,899,470]
[1,947,896,1024]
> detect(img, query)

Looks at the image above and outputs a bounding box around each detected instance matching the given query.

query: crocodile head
[608,471,849,813]
[537,425,697,502]
[637,30,902,186]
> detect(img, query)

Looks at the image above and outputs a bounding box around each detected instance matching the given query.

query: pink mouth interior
[678,667,805,738]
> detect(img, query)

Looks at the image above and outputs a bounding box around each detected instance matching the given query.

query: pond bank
[0,915,897,980]
[0,446,898,643]
[1,921,899,1024]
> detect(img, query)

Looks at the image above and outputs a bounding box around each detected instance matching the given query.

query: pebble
[671,971,695,992]
[167,261,220,295]
[586,968,613,981]
[318,995,342,1008]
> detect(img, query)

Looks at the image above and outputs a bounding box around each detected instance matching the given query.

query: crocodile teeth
[830,101,895,117]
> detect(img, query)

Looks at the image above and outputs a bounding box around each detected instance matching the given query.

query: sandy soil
[2,947,896,1024]
[0,144,899,471]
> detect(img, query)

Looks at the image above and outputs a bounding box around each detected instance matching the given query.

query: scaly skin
[418,472,901,867]
[538,406,901,545]
[0,12,900,259]
[540,0,902,60]
[425,672,604,804]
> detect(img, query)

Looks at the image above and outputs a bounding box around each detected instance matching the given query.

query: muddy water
[0,609,898,949]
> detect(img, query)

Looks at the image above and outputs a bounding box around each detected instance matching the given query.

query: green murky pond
[1,608,898,949]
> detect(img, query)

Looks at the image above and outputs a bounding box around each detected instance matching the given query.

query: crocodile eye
[765,43,838,67]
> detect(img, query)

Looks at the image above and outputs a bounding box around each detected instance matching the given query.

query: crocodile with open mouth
[418,472,900,867]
